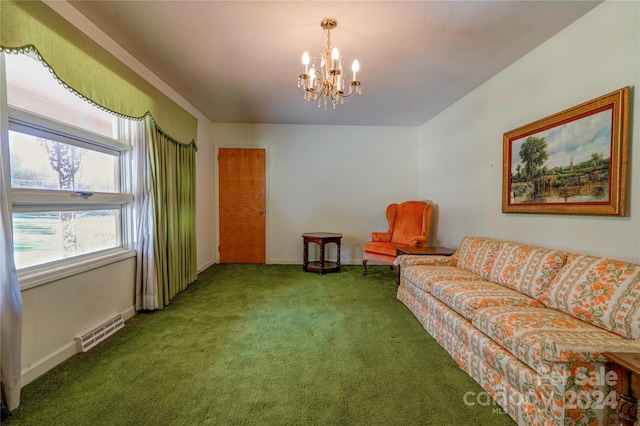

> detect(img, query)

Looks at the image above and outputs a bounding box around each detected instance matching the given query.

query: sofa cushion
[489,242,567,299]
[539,255,640,339]
[456,236,503,280]
[430,280,543,321]
[425,296,548,416]
[473,306,640,375]
[401,265,481,293]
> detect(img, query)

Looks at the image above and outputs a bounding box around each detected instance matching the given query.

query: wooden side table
[302,232,342,275]
[604,352,640,426]
[395,246,456,286]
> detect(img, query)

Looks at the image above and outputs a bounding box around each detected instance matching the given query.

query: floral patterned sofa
[396,236,640,426]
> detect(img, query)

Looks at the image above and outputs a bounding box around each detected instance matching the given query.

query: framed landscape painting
[502,86,629,216]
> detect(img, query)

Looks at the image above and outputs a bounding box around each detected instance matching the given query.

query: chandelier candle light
[298,18,362,110]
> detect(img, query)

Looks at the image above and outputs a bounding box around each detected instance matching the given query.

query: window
[2,53,135,289]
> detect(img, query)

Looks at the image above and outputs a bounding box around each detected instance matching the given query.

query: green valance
[0,1,197,145]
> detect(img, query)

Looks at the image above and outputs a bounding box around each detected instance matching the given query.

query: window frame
[4,105,135,291]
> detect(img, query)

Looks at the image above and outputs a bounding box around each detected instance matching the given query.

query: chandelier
[297,18,362,110]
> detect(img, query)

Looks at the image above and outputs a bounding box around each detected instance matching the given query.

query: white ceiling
[68,1,601,126]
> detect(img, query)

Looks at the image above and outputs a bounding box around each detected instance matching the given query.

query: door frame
[214,144,270,264]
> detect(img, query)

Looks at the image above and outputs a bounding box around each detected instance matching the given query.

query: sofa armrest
[543,338,640,363]
[394,253,458,267]
[371,232,392,242]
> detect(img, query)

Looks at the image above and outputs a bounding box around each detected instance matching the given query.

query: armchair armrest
[371,232,392,242]
[409,236,427,247]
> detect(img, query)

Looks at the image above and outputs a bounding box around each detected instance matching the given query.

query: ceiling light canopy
[298,18,362,110]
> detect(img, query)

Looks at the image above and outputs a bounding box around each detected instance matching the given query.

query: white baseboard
[122,306,135,321]
[266,259,298,264]
[267,258,364,265]
[197,259,216,273]
[21,305,136,387]
[21,341,77,386]
[198,259,366,267]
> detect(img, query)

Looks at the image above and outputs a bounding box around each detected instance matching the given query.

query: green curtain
[0,0,197,145]
[146,116,197,308]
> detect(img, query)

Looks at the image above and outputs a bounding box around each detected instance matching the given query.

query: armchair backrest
[389,201,433,245]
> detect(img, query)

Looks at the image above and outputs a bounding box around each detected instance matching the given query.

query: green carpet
[6,264,514,425]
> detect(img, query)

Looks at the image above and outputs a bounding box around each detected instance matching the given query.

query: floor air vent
[75,313,124,352]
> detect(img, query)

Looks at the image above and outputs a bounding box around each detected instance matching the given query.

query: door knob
[258,210,265,215]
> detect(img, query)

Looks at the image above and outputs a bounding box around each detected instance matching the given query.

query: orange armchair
[362,201,433,275]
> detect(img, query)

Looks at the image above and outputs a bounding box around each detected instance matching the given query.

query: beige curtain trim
[1,45,142,121]
[0,46,197,149]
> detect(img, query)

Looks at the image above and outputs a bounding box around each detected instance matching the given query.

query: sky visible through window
[6,53,118,138]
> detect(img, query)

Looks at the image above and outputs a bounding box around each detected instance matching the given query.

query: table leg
[336,242,341,273]
[395,248,401,286]
[616,393,638,426]
[609,362,637,426]
[319,242,324,275]
[303,240,308,272]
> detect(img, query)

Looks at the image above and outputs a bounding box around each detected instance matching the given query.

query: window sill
[18,248,136,291]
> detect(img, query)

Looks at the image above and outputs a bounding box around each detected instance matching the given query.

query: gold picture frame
[502,86,630,216]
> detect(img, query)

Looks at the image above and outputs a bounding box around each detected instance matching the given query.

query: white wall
[195,120,216,271]
[20,258,136,385]
[212,123,420,264]
[418,0,640,262]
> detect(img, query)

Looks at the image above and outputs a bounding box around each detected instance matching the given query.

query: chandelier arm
[305,82,332,101]
[335,85,358,98]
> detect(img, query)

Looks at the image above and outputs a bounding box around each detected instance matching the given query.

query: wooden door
[218,148,266,263]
